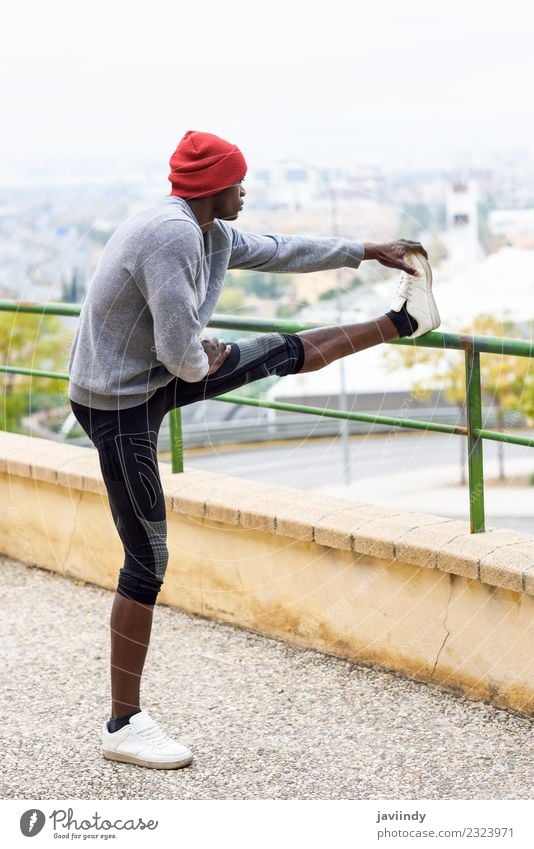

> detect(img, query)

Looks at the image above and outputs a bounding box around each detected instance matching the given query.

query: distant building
[443,179,484,269]
[489,208,534,239]
[432,244,534,327]
[251,165,318,209]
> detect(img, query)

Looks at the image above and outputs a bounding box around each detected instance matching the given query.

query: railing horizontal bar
[474,428,534,448]
[0,300,532,357]
[210,393,468,435]
[2,365,532,447]
[207,315,317,334]
[391,332,534,358]
[206,315,534,358]
[0,300,80,317]
[2,363,533,448]
[0,365,68,380]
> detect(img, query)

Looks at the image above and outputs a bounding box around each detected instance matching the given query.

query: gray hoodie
[68,195,364,410]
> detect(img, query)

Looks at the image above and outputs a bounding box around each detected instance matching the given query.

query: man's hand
[362,240,428,275]
[202,337,232,376]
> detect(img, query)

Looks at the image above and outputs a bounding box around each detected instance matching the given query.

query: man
[68,130,440,770]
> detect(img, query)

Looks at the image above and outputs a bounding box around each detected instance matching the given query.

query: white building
[489,208,534,238]
[443,179,484,270]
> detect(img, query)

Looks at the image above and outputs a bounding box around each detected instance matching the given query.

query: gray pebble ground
[1,555,533,801]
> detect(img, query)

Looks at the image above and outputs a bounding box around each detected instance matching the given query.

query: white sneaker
[389,251,440,338]
[102,710,194,769]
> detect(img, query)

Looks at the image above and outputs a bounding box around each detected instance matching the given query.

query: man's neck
[183,198,214,232]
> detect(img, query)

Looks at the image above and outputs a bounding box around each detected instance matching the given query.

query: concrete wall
[1,431,533,717]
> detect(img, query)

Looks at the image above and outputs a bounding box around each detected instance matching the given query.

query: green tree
[0,312,71,432]
[318,275,364,301]
[276,300,309,319]
[228,270,291,299]
[217,287,246,314]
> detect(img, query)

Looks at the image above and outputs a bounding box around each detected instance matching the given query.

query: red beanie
[168,130,247,199]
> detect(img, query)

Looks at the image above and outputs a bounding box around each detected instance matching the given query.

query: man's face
[212,177,246,221]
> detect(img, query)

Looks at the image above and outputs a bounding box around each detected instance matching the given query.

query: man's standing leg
[99,427,169,723]
[109,593,154,721]
[70,398,193,769]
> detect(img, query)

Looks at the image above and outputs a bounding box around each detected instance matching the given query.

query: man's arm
[224,223,427,275]
[133,221,210,382]
[226,225,364,273]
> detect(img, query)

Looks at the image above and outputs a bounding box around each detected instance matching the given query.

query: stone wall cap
[2,435,533,596]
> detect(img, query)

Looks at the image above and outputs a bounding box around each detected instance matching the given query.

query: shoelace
[394,275,413,301]
[137,723,174,748]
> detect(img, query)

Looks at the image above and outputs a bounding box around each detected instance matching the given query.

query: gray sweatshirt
[68,195,365,410]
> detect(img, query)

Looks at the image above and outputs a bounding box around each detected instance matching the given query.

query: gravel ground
[1,555,533,801]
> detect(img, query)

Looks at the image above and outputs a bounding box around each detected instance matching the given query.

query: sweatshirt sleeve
[133,220,210,382]
[225,224,365,273]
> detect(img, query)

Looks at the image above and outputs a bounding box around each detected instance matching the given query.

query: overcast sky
[3,0,534,176]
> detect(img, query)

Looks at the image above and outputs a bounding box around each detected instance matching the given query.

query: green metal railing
[1,299,533,534]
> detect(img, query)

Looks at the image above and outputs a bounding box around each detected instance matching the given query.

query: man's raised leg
[296,314,400,373]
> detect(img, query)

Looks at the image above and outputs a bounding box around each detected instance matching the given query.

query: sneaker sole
[103,749,194,769]
[407,251,440,332]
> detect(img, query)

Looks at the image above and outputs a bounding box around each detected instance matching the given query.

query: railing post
[169,408,184,473]
[465,348,485,533]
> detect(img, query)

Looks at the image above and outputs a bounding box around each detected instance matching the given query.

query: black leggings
[70,332,305,605]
